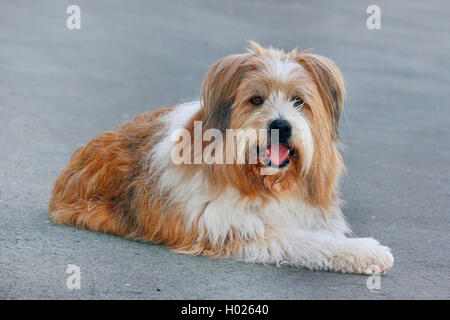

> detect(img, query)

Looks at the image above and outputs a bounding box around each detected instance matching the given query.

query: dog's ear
[296,54,345,139]
[201,54,249,132]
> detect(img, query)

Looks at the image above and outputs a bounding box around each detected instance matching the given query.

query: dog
[49,42,393,274]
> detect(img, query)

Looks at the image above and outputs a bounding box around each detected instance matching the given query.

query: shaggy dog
[49,42,393,274]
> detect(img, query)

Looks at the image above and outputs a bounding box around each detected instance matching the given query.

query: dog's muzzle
[269,119,292,143]
[263,119,293,168]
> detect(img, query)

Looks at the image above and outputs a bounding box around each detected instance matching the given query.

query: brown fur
[49,107,244,258]
[186,42,344,208]
[49,43,345,258]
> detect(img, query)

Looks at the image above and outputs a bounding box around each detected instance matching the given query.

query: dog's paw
[359,241,394,275]
[330,238,394,275]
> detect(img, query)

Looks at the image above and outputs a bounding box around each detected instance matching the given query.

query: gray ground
[0,0,449,300]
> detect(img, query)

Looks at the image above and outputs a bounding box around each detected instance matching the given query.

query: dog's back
[48,108,171,237]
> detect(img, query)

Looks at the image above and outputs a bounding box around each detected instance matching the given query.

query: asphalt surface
[0,0,449,299]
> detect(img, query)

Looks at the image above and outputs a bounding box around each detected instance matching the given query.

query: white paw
[360,241,394,275]
[330,238,394,275]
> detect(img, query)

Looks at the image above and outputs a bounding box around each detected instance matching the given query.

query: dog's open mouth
[263,143,294,168]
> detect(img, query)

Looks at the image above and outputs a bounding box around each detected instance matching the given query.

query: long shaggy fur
[49,43,393,274]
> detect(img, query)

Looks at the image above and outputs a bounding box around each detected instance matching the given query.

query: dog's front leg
[241,229,394,274]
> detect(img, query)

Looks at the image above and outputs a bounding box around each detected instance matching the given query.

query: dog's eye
[292,96,305,109]
[249,96,264,106]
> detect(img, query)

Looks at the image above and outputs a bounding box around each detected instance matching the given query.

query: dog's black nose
[269,119,292,142]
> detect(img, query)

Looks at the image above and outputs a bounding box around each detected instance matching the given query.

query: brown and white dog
[49,42,393,274]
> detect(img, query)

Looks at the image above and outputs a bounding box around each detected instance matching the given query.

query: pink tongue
[268,144,289,166]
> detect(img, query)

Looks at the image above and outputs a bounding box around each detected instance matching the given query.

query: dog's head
[199,42,345,207]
